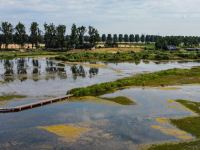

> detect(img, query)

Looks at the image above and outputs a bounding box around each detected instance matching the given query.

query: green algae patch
[0,94,27,101]
[100,96,136,106]
[147,140,200,150]
[38,125,91,143]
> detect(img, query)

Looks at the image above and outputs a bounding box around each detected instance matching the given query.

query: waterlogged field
[0,57,200,149]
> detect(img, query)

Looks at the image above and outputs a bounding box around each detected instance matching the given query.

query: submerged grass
[0,94,27,101]
[67,67,200,96]
[100,96,136,106]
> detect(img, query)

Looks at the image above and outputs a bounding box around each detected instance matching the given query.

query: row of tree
[1,22,200,50]
[0,22,100,50]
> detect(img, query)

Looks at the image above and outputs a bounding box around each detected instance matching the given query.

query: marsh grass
[67,67,200,96]
[0,94,27,101]
[100,96,136,106]
[147,140,200,150]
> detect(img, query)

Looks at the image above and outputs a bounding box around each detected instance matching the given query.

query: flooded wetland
[0,56,200,149]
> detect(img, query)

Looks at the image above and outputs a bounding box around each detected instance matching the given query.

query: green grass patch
[100,96,136,106]
[147,140,200,150]
[0,94,27,101]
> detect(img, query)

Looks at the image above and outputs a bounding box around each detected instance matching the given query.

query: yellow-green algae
[69,96,136,106]
[0,94,27,101]
[38,125,91,142]
[38,119,112,143]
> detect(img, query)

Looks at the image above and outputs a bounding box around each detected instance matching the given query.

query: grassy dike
[147,100,200,150]
[67,67,200,96]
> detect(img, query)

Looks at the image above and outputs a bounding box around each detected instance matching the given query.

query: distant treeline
[0,22,200,50]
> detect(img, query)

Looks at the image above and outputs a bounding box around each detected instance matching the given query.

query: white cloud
[0,0,200,36]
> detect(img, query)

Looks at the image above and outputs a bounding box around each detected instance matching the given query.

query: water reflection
[71,65,86,80]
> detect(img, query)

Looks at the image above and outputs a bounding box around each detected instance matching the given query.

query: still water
[0,57,200,149]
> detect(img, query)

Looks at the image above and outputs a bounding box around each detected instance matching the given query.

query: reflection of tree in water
[45,59,67,79]
[4,60,14,75]
[32,59,41,74]
[89,67,99,78]
[3,60,15,82]
[17,58,28,74]
[70,65,86,80]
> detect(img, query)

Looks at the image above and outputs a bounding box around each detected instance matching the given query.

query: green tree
[0,34,3,50]
[44,22,56,48]
[0,22,14,50]
[56,24,66,49]
[129,34,134,43]
[84,36,89,43]
[102,34,106,43]
[141,34,145,43]
[124,34,129,43]
[119,34,123,43]
[77,26,87,48]
[135,34,139,43]
[30,22,40,49]
[14,22,28,49]
[88,26,99,48]
[96,33,101,44]
[113,34,118,41]
[66,35,70,42]
[168,36,180,46]
[107,34,112,41]
[145,35,150,43]
[69,23,78,49]
[155,37,167,50]
[150,35,154,42]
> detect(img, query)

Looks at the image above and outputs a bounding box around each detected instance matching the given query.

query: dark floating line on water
[0,95,73,113]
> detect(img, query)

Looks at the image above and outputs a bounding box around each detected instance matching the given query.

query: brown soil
[67,47,142,53]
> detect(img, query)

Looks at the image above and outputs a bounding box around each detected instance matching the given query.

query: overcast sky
[0,0,200,36]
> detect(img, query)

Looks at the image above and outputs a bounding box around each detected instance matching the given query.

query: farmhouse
[163,45,176,50]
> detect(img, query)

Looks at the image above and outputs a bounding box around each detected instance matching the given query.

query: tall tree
[0,34,3,50]
[77,26,87,48]
[84,36,89,43]
[113,34,118,41]
[107,34,112,41]
[88,26,99,48]
[56,24,66,49]
[30,22,40,49]
[66,35,70,42]
[96,33,101,44]
[69,23,78,49]
[129,34,134,43]
[145,35,150,43]
[135,34,139,43]
[150,35,154,42]
[102,34,106,43]
[15,22,28,49]
[124,34,129,43]
[119,34,123,43]
[141,34,145,43]
[44,22,56,48]
[0,22,14,50]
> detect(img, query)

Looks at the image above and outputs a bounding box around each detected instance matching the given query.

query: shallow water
[0,57,200,149]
